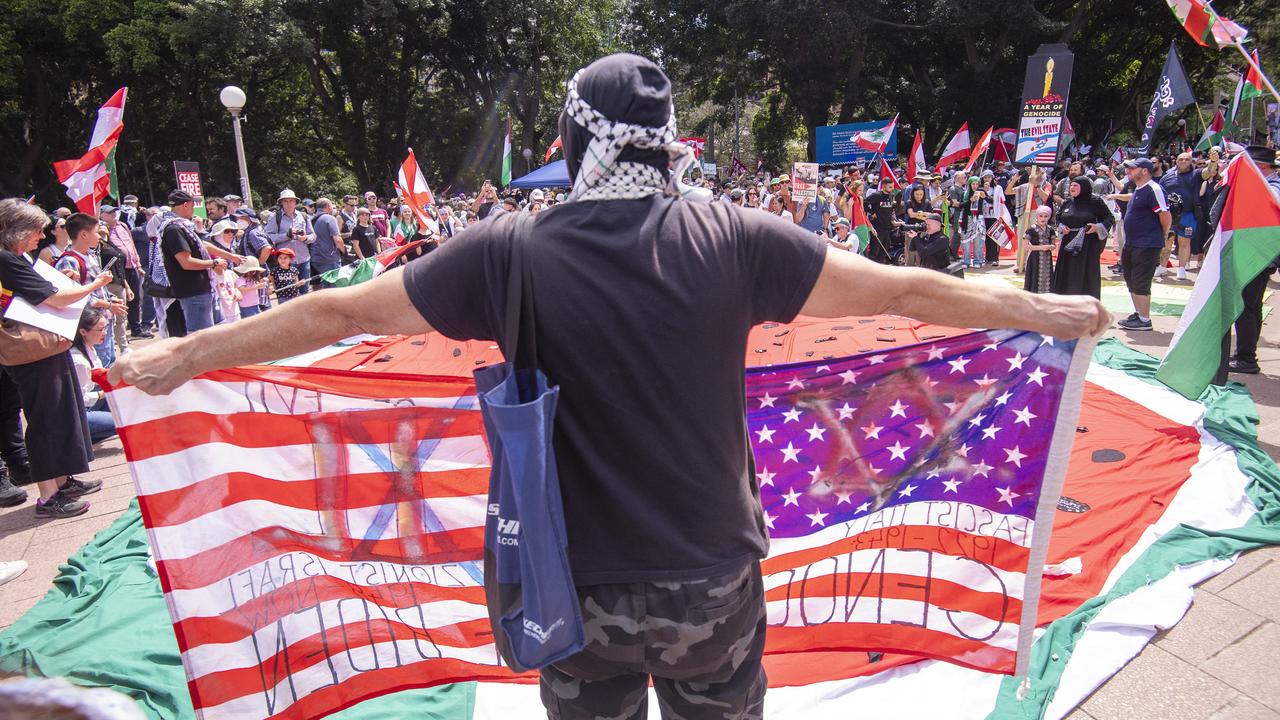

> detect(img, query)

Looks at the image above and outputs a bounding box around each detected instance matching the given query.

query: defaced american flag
[749,328,1092,677]
[99,327,1090,719]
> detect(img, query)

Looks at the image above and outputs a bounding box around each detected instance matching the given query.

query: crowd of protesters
[0,141,1276,528]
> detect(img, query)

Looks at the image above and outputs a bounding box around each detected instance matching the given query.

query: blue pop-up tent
[509,160,570,189]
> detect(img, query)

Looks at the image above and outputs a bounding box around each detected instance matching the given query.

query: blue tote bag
[475,212,584,673]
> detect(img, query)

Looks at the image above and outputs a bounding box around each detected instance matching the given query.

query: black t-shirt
[0,251,56,311]
[351,225,378,257]
[160,222,211,298]
[403,197,827,584]
[865,191,899,231]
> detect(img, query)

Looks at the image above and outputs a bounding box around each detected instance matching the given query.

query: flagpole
[1232,41,1280,103]
[1194,102,1210,135]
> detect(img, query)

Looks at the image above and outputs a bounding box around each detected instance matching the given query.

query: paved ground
[0,264,1276,719]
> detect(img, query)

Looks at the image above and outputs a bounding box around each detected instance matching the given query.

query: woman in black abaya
[1051,177,1113,299]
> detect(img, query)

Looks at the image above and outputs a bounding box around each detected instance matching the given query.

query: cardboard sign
[792,162,819,202]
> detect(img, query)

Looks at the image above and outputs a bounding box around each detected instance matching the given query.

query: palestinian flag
[850,194,871,253]
[4,319,1277,720]
[319,241,426,287]
[1164,0,1248,49]
[501,115,512,187]
[1243,50,1265,99]
[852,115,897,153]
[1157,153,1280,399]
[1195,109,1226,151]
[1059,117,1076,157]
[936,122,971,169]
[53,87,128,215]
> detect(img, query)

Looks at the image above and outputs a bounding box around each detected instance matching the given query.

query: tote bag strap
[500,212,539,398]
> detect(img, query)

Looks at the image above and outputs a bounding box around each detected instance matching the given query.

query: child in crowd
[214,262,242,324]
[234,258,269,318]
[269,248,302,303]
[1023,205,1057,294]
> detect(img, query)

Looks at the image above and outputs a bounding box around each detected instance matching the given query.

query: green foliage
[1,0,1276,207]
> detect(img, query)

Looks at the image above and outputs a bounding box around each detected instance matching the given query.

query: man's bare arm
[108,266,431,395]
[799,246,1110,340]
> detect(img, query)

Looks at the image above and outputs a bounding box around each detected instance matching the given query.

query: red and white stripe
[907,131,926,184]
[100,365,511,720]
[397,149,439,234]
[964,126,995,174]
[936,122,971,170]
[53,87,127,215]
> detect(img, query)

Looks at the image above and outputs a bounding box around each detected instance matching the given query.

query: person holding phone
[471,180,501,220]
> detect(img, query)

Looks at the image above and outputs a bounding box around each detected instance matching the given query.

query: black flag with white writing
[1138,43,1195,154]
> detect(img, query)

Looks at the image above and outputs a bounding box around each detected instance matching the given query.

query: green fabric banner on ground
[0,501,476,720]
[989,339,1280,719]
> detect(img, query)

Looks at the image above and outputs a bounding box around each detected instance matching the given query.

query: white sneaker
[1154,266,1168,278]
[0,560,28,586]
[1177,267,1187,280]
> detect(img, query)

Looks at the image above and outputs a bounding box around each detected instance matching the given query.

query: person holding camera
[471,180,501,220]
[905,213,953,273]
[265,189,316,294]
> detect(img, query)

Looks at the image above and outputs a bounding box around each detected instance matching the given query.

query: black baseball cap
[167,189,194,205]
[1245,145,1277,166]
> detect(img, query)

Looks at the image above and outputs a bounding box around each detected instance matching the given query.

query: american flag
[749,328,1089,676]
[100,368,516,720]
[100,328,1090,718]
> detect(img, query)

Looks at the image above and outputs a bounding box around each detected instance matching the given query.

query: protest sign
[1015,44,1074,166]
[3,259,89,339]
[174,160,208,219]
[792,162,819,202]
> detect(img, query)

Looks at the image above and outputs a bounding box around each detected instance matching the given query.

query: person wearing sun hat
[263,188,316,294]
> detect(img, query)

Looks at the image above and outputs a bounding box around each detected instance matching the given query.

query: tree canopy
[0,0,1274,207]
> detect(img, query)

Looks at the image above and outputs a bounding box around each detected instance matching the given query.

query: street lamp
[521,147,533,174]
[219,85,254,208]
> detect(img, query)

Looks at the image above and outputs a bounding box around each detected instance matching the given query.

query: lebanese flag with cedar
[53,88,127,215]
[397,150,438,234]
[880,157,902,190]
[906,131,926,184]
[853,115,898,153]
[936,122,971,170]
[964,126,995,174]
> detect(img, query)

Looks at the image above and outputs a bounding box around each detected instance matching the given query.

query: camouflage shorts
[539,560,766,720]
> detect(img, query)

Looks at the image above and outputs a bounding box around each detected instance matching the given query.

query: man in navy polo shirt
[1117,158,1172,331]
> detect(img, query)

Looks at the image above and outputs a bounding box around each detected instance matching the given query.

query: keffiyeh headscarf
[559,54,711,202]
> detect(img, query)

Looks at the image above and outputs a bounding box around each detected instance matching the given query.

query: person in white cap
[527,188,546,214]
[263,189,316,294]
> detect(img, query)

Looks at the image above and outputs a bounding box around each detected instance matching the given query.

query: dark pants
[984,218,1000,263]
[0,369,27,466]
[6,352,92,482]
[540,562,766,720]
[1233,266,1275,364]
[295,259,312,295]
[123,267,144,334]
